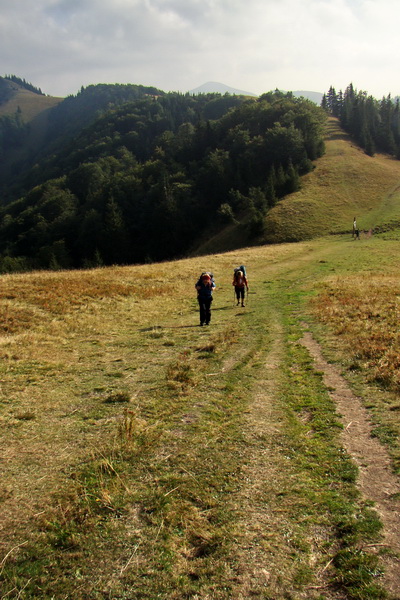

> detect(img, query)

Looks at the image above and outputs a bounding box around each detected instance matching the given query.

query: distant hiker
[195,272,216,326]
[353,217,360,239]
[233,268,248,307]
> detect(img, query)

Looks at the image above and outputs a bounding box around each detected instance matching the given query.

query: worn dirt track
[301,330,400,597]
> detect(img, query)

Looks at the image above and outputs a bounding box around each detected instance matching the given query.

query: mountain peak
[188,81,257,96]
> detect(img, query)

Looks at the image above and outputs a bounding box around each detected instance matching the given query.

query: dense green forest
[322,83,400,158]
[27,85,247,189]
[0,87,326,271]
[0,76,32,162]
[0,81,169,199]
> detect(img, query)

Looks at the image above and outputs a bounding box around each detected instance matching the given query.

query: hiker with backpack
[233,266,248,307]
[195,272,216,326]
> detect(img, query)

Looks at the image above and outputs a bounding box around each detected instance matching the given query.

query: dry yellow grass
[1,236,399,598]
[0,86,62,121]
[314,274,400,392]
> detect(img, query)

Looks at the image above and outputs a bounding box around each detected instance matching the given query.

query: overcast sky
[1,0,398,99]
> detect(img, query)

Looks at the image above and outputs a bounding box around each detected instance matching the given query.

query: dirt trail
[232,317,284,598]
[301,330,400,597]
[230,314,332,599]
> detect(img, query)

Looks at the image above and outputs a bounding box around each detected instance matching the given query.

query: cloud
[0,0,399,98]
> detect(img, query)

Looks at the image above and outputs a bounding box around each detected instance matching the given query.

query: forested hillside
[0,81,167,199]
[0,89,326,271]
[0,76,62,180]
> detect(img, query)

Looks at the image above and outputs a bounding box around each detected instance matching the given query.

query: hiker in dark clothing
[195,272,216,326]
[232,270,248,307]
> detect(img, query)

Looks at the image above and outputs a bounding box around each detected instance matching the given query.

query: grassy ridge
[0,83,62,121]
[1,234,399,598]
[193,118,400,255]
[262,118,400,242]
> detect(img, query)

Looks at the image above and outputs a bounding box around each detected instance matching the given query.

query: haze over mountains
[188,82,323,104]
[189,82,258,96]
[0,75,324,105]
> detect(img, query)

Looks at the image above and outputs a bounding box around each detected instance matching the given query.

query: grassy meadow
[1,117,400,599]
[0,231,399,600]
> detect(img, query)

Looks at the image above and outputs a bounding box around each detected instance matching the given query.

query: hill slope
[263,117,400,242]
[0,78,63,187]
[193,117,400,254]
[0,92,326,270]
[0,77,62,121]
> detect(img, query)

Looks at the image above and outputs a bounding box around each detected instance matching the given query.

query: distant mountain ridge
[188,82,323,104]
[188,82,257,96]
[289,90,324,104]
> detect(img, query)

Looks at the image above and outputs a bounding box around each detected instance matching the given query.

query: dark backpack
[233,265,246,281]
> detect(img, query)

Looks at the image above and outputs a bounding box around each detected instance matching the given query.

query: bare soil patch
[301,330,400,597]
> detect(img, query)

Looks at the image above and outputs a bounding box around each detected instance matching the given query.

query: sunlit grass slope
[263,117,400,242]
[0,83,62,121]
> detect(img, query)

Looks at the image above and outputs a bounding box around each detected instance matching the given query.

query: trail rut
[301,330,400,597]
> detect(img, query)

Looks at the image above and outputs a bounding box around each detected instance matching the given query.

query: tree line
[322,83,400,158]
[0,89,326,272]
[3,75,45,96]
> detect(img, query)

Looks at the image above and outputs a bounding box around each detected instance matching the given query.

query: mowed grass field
[1,231,400,600]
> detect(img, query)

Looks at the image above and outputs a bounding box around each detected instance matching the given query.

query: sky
[1,0,399,99]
